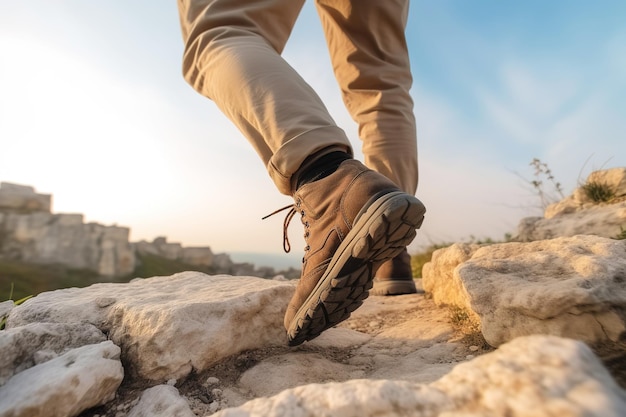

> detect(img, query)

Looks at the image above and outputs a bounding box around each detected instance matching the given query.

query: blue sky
[1,1,624,264]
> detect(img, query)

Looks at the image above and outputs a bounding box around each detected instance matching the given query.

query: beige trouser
[178,0,418,196]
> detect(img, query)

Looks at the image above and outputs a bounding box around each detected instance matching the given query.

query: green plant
[1,283,32,330]
[448,305,481,334]
[465,233,514,245]
[411,242,452,278]
[411,234,514,279]
[615,226,626,240]
[581,181,615,203]
[528,158,565,209]
[133,252,216,278]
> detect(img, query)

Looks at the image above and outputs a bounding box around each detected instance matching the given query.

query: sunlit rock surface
[0,341,123,417]
[7,272,295,380]
[214,337,626,417]
[423,235,626,346]
[518,167,626,241]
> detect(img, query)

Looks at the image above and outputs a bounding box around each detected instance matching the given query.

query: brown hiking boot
[281,160,425,346]
[371,248,418,295]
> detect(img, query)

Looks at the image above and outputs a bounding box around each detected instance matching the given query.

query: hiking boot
[371,248,418,295]
[281,159,425,346]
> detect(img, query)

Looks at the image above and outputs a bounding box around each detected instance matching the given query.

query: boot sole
[286,191,425,346]
[370,279,418,296]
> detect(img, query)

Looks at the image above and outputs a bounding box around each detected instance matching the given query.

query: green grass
[132,252,216,278]
[411,243,452,278]
[582,181,615,203]
[411,234,513,278]
[0,252,219,303]
[0,260,106,301]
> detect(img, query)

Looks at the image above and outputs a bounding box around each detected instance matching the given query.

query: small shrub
[582,181,615,203]
[448,305,481,335]
[1,284,32,330]
[527,158,565,209]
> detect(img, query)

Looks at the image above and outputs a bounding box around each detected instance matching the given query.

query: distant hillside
[229,252,301,270]
[1,251,285,301]
[0,182,301,297]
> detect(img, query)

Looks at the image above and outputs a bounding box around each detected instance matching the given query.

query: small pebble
[206,376,220,386]
[469,345,479,352]
[209,401,220,414]
[466,354,475,360]
[167,378,177,386]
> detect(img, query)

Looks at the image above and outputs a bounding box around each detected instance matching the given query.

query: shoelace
[262,199,310,259]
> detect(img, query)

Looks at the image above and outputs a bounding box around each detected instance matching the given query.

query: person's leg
[178,0,352,195]
[314,0,418,194]
[315,0,421,295]
[178,0,425,346]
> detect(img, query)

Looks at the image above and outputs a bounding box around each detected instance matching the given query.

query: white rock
[587,167,626,198]
[7,272,295,380]
[0,181,51,212]
[422,243,481,321]
[0,321,106,385]
[0,341,123,417]
[205,377,220,386]
[423,236,626,346]
[127,385,195,417]
[432,335,626,417]
[0,299,14,319]
[521,167,626,238]
[0,210,135,277]
[306,327,371,349]
[215,379,449,417]
[519,201,626,241]
[239,352,357,398]
[213,336,626,417]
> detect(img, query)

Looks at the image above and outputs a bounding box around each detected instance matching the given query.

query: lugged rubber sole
[286,191,425,346]
[370,279,418,296]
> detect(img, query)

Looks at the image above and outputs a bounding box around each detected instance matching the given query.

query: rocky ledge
[2,240,625,417]
[2,167,626,417]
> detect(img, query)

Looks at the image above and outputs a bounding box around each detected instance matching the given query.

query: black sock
[296,151,352,190]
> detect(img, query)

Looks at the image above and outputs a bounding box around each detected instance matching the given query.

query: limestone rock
[239,352,358,398]
[0,299,14,320]
[213,336,626,417]
[135,237,216,267]
[0,182,51,213]
[588,167,626,199]
[0,321,106,385]
[431,335,626,417]
[7,272,295,381]
[215,379,448,417]
[519,201,626,241]
[0,341,124,417]
[519,167,626,240]
[423,235,626,346]
[421,243,480,312]
[0,211,135,277]
[127,385,195,417]
[181,247,214,266]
